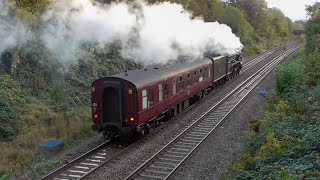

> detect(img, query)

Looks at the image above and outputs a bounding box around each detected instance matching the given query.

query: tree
[146,0,192,8]
[231,0,268,29]
[305,2,320,54]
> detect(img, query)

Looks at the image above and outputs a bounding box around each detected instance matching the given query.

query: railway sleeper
[183,136,203,141]
[53,178,69,180]
[174,141,197,147]
[80,162,99,167]
[67,169,88,174]
[197,122,218,128]
[166,150,188,156]
[60,173,81,178]
[138,172,166,179]
[158,157,181,163]
[162,153,185,159]
[74,166,90,170]
[153,161,176,168]
[185,133,205,138]
[193,126,212,131]
[145,169,171,174]
[180,138,200,144]
[170,146,192,152]
[188,132,207,137]
[150,164,174,169]
[172,144,193,150]
[149,165,173,172]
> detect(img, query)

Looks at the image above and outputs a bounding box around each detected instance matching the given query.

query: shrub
[275,60,301,94]
[258,133,292,160]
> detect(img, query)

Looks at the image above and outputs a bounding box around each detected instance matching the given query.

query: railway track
[39,139,138,180]
[40,44,300,180]
[125,44,302,180]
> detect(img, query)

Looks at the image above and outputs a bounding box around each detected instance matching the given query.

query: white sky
[266,0,320,21]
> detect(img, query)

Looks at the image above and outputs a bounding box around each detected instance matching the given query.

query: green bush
[275,60,301,94]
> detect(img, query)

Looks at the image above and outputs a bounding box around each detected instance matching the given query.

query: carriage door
[102,82,122,125]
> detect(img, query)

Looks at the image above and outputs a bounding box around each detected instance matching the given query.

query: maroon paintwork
[91,55,241,136]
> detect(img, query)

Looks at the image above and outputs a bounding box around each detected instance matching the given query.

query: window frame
[142,89,148,109]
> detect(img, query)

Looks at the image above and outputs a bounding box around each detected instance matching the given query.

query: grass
[0,108,95,177]
[0,74,95,177]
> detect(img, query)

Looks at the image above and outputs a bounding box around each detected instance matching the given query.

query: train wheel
[236,69,240,76]
[103,131,111,140]
[145,124,150,134]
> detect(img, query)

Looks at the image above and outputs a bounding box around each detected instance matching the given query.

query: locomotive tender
[91,54,242,138]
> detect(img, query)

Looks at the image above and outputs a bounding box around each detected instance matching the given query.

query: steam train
[91,54,242,138]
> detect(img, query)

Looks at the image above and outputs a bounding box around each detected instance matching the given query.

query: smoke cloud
[0,0,28,54]
[0,0,243,65]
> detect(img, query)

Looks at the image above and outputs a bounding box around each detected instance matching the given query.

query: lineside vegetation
[230,3,320,177]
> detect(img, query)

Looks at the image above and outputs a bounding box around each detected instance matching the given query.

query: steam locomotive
[91,54,242,138]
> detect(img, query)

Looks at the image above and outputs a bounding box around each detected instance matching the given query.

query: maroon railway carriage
[91,55,242,138]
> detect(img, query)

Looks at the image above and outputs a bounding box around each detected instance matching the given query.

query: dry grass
[0,107,95,176]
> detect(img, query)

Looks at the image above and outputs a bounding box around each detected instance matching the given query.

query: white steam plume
[41,0,137,64]
[123,2,243,64]
[0,0,28,54]
[0,0,243,65]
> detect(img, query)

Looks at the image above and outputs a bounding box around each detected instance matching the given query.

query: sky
[266,0,320,21]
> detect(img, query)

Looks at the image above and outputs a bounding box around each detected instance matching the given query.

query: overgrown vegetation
[230,33,320,180]
[0,0,307,178]
[230,3,320,178]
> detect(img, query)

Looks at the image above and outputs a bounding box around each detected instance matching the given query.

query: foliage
[306,2,320,54]
[275,58,301,93]
[0,75,22,141]
[6,0,51,25]
[146,0,192,8]
[230,51,320,179]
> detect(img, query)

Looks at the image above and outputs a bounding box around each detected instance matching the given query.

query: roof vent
[154,67,159,69]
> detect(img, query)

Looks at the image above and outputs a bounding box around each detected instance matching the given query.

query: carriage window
[142,89,147,109]
[194,70,198,83]
[164,84,168,96]
[179,75,184,90]
[199,68,203,82]
[187,73,192,86]
[150,89,154,102]
[173,80,176,95]
[204,66,208,78]
[159,84,163,102]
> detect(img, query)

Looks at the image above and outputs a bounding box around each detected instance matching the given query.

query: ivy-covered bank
[230,50,320,179]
